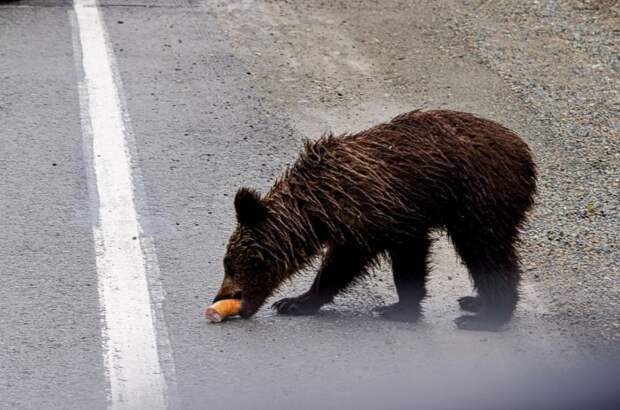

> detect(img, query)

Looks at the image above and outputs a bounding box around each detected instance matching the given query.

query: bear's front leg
[272,244,375,316]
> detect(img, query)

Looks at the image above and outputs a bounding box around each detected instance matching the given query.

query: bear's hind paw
[458,296,483,312]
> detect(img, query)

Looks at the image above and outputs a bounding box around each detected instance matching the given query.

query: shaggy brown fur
[214,110,537,330]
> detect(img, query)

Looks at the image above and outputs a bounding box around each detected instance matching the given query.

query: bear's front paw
[373,303,421,322]
[454,314,508,331]
[272,296,321,316]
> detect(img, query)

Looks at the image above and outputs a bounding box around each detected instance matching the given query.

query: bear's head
[212,187,281,318]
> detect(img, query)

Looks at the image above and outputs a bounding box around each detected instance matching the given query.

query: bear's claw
[272,296,321,316]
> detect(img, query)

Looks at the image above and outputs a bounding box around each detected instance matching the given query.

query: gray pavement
[0,4,105,409]
[1,0,618,409]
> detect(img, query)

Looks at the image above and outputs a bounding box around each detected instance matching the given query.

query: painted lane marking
[72,0,169,408]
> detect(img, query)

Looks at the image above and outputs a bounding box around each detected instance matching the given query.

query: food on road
[205,299,241,323]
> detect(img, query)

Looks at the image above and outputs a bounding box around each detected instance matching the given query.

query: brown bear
[213,110,537,330]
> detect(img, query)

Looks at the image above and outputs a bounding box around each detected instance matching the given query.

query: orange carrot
[205,299,241,323]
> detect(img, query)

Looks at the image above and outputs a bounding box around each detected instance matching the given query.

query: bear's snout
[213,275,242,303]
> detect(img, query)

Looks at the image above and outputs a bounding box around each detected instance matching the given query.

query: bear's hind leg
[272,245,375,316]
[374,234,431,322]
[452,234,520,331]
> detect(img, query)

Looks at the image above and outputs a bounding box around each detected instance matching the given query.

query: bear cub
[213,110,537,331]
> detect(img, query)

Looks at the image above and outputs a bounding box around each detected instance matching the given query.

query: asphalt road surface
[1,1,618,409]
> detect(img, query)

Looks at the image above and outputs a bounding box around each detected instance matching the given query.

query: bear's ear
[234,187,266,226]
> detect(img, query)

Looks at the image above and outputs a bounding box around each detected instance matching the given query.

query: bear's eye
[247,256,265,271]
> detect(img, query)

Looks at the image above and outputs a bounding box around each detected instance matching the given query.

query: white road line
[72,1,169,408]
